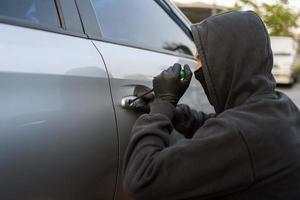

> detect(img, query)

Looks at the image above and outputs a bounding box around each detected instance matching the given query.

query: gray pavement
[277,83,300,108]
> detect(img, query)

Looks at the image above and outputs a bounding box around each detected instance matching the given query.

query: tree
[223,0,298,36]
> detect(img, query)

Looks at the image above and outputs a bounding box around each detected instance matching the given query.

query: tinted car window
[91,0,195,56]
[0,0,61,27]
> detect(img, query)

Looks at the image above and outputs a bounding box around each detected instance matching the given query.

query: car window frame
[0,0,87,39]
[75,0,195,59]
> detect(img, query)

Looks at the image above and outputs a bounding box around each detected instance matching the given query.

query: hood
[191,11,276,113]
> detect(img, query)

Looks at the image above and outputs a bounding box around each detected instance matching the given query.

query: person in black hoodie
[122,11,300,200]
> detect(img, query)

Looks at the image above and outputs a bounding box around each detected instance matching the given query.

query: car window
[91,0,195,56]
[0,0,61,27]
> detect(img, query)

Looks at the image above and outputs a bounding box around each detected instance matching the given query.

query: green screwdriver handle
[179,69,187,80]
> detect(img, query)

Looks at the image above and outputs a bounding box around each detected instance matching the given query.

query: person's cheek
[195,61,202,70]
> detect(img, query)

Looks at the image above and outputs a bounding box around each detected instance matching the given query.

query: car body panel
[0,23,118,200]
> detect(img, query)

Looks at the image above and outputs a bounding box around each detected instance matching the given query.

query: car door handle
[121,95,153,113]
[121,96,137,109]
[121,85,154,112]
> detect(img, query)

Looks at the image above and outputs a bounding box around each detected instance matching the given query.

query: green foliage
[222,0,298,36]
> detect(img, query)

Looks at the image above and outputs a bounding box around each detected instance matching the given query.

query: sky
[173,0,300,11]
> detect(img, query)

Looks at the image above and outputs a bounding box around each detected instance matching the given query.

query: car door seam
[91,40,120,200]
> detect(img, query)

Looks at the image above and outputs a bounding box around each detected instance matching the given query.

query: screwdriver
[129,68,187,105]
[179,68,187,80]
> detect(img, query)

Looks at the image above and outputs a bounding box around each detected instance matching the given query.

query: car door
[0,0,118,199]
[76,0,213,199]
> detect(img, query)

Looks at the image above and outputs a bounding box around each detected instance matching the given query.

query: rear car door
[77,0,213,199]
[0,0,118,199]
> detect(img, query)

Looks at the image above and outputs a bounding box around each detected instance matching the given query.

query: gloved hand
[131,98,150,113]
[172,104,217,137]
[153,63,192,106]
[150,63,192,120]
[131,90,154,113]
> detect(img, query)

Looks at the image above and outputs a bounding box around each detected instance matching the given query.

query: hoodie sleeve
[122,114,254,200]
[172,104,216,138]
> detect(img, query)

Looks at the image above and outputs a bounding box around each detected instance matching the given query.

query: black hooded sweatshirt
[122,11,300,200]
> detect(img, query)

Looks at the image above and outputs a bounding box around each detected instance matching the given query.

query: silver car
[0,0,211,199]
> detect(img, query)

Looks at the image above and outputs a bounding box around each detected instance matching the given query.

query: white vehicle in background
[271,36,298,86]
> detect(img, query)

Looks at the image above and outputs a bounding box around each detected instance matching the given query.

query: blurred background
[171,0,300,107]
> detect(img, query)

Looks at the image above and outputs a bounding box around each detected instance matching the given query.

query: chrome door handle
[121,96,136,109]
[120,95,152,113]
[120,85,154,112]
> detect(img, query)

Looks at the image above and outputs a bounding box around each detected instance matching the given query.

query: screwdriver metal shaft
[128,89,154,104]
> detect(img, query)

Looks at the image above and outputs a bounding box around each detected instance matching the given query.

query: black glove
[150,63,192,120]
[172,104,217,138]
[131,98,150,113]
[131,90,154,113]
[153,63,192,106]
